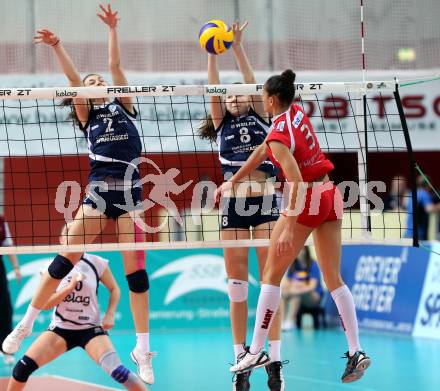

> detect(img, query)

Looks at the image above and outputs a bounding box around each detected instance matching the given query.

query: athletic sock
[268,340,281,362]
[135,333,150,355]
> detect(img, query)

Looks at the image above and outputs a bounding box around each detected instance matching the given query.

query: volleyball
[198,20,234,55]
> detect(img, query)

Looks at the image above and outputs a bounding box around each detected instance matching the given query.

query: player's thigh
[24,331,67,367]
[116,212,145,275]
[253,221,276,279]
[312,219,343,286]
[60,205,108,261]
[84,335,115,364]
[263,218,313,285]
[222,228,250,280]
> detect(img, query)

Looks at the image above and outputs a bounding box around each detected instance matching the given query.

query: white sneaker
[230,350,270,374]
[3,353,15,365]
[130,349,156,385]
[2,324,31,354]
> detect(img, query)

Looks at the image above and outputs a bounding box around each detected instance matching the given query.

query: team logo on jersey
[276,121,285,132]
[151,254,258,305]
[292,111,304,128]
[108,104,117,113]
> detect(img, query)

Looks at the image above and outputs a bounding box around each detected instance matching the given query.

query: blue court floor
[1,328,439,391]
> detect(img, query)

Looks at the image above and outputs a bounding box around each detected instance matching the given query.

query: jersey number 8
[239,127,251,143]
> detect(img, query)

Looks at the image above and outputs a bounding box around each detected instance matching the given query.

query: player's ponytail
[264,69,296,106]
[197,114,218,142]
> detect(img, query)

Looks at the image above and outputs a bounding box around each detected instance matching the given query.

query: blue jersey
[216,109,275,177]
[82,99,142,182]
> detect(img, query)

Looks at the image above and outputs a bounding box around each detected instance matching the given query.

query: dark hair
[264,69,296,106]
[197,114,217,142]
[59,74,98,127]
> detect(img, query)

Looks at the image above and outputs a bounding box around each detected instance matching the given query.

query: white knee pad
[227,279,249,302]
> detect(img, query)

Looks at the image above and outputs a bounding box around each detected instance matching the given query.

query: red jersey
[266,104,334,182]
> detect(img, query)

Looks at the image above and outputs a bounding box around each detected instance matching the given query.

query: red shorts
[282,183,343,228]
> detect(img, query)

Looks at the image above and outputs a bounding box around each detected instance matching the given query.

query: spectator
[384,175,407,211]
[281,246,323,331]
[405,175,440,240]
[0,214,21,365]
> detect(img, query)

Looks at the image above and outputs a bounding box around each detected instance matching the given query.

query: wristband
[51,39,60,47]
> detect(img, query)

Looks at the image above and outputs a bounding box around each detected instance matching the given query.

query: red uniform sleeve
[266,115,293,152]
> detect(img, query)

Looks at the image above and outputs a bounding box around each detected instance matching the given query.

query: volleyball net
[0,81,417,254]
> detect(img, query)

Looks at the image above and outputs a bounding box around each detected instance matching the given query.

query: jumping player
[217,70,371,383]
[3,4,154,384]
[198,21,284,391]
[6,251,147,391]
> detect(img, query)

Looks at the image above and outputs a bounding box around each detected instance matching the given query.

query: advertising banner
[413,242,440,339]
[0,71,439,155]
[327,244,431,334]
[5,248,261,332]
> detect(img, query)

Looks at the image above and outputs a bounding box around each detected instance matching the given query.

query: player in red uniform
[217,70,371,383]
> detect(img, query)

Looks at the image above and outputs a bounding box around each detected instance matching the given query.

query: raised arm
[34,29,90,125]
[97,3,134,113]
[231,21,265,118]
[99,266,120,330]
[208,54,226,129]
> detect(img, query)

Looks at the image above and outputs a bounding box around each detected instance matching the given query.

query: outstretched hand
[232,20,249,46]
[97,3,120,28]
[33,29,59,46]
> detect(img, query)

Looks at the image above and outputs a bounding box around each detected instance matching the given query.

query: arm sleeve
[95,256,109,278]
[266,119,292,150]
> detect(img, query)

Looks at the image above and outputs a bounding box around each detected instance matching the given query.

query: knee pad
[126,269,149,293]
[99,351,138,388]
[48,255,74,279]
[227,279,248,302]
[12,355,39,382]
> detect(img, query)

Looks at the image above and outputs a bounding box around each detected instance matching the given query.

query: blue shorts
[83,184,143,220]
[220,194,279,230]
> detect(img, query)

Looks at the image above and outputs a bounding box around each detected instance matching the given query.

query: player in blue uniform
[3,4,154,385]
[198,21,284,391]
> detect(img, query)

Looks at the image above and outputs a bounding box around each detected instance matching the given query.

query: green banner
[6,249,261,331]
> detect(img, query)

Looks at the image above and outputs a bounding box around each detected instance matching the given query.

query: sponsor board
[327,244,431,334]
[413,242,440,339]
[6,248,261,331]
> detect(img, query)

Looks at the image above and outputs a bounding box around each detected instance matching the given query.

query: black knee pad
[48,255,74,279]
[13,355,39,382]
[126,270,149,293]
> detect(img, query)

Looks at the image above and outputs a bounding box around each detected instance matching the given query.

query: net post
[393,83,419,247]
[356,90,371,238]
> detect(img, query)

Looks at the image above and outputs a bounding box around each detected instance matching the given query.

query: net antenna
[356,0,372,238]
